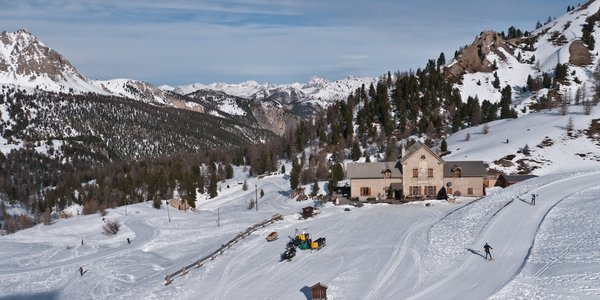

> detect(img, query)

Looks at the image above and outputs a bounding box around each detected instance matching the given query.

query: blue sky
[1,0,572,86]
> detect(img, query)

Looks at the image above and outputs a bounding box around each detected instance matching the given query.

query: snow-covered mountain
[91,78,205,113]
[173,76,376,107]
[0,29,105,94]
[0,28,373,136]
[450,0,600,112]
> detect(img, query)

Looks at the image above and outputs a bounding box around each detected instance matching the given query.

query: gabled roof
[346,162,402,179]
[311,282,328,289]
[400,141,445,164]
[443,161,487,177]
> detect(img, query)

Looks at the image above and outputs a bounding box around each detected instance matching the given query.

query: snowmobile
[281,247,296,262]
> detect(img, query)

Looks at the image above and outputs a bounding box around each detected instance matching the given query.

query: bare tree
[566,116,574,132]
[103,219,120,235]
[584,99,593,115]
[593,62,600,105]
[560,90,570,116]
[522,144,531,156]
[482,124,490,134]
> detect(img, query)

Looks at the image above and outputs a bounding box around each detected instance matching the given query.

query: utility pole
[255,184,258,211]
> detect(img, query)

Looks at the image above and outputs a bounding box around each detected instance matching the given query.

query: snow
[443,104,600,175]
[174,76,375,107]
[2,159,600,300]
[3,4,600,299]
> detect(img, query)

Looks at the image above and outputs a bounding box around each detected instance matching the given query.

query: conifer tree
[329,162,344,189]
[492,72,501,89]
[500,85,515,119]
[290,158,300,191]
[208,170,218,198]
[152,193,161,209]
[437,52,446,69]
[441,139,448,152]
[225,164,234,179]
[351,140,361,161]
[310,180,320,197]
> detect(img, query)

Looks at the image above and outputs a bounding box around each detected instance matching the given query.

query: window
[468,188,473,195]
[383,170,391,179]
[453,167,462,177]
[412,169,418,178]
[410,186,420,195]
[428,168,434,178]
[360,187,371,196]
[426,186,436,196]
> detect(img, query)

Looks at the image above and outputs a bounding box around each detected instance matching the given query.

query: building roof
[346,162,402,179]
[311,282,328,289]
[400,141,445,164]
[443,161,487,177]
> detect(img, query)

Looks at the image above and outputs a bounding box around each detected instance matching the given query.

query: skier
[484,243,493,260]
[79,266,84,276]
[531,193,536,205]
[127,238,131,244]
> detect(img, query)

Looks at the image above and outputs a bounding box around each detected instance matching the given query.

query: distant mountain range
[0,29,374,161]
[0,28,374,123]
[3,0,600,162]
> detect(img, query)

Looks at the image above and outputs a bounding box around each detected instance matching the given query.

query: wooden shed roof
[311,282,328,289]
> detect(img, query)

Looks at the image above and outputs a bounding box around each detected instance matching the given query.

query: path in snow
[0,217,157,275]
[406,171,600,300]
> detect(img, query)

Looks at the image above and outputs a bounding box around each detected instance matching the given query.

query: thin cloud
[0,0,570,85]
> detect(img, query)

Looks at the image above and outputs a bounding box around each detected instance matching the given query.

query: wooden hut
[302,206,315,219]
[495,174,538,188]
[311,282,328,300]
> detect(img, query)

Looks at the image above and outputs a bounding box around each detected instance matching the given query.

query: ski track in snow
[2,170,600,299]
[0,218,157,275]
[406,171,600,300]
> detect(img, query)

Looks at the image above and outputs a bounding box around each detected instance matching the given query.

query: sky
[0,0,573,86]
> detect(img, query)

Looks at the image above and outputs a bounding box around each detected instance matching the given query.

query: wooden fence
[164,213,284,285]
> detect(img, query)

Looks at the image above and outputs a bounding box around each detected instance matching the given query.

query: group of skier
[481,193,540,261]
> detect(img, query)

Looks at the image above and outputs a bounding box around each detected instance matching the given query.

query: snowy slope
[443,104,600,175]
[1,167,599,299]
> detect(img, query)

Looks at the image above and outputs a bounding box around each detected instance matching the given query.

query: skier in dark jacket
[484,243,493,260]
